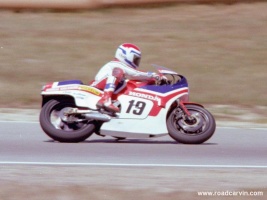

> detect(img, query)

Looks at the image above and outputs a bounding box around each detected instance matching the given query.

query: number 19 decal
[126,100,146,115]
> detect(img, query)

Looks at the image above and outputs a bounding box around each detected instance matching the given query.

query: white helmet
[115,43,141,69]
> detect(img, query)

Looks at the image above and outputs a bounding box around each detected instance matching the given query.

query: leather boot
[96,91,120,113]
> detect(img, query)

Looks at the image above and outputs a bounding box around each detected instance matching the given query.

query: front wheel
[167,105,216,144]
[40,99,96,143]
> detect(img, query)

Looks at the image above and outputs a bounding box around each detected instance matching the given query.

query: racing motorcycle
[39,66,216,144]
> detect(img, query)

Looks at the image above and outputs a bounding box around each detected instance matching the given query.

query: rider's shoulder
[108,60,128,68]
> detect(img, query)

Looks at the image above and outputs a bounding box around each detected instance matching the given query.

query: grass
[0,2,266,108]
[0,165,266,200]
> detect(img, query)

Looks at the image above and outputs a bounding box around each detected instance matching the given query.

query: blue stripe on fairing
[57,80,83,86]
[140,76,188,93]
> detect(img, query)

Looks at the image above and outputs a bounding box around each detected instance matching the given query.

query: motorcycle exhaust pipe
[63,108,111,122]
[84,112,111,122]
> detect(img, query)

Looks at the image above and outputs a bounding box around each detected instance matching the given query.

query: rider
[91,43,161,113]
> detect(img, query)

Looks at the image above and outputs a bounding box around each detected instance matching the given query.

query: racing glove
[151,73,167,81]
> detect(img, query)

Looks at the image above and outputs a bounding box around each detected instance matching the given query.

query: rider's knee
[112,68,124,81]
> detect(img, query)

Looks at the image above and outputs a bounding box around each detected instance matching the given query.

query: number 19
[126,100,146,115]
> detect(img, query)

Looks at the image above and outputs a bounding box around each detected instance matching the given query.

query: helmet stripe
[122,43,140,51]
[119,47,126,54]
[130,50,141,56]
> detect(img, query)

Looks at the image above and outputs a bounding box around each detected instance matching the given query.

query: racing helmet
[115,43,141,69]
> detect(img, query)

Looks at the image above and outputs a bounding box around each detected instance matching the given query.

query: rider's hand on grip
[160,75,168,82]
[151,73,161,81]
[153,73,168,82]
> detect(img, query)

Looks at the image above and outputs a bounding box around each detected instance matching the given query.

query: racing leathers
[91,60,158,113]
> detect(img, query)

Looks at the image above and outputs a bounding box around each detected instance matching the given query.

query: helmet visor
[133,56,141,67]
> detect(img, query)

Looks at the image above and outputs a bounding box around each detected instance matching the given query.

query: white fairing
[100,94,169,138]
[118,95,154,119]
[100,90,189,138]
[100,117,168,138]
[41,83,102,110]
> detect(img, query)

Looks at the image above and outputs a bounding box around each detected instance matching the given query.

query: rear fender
[41,91,101,109]
[41,95,75,107]
[41,81,103,109]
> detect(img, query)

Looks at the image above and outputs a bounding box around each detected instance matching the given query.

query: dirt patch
[0,165,266,200]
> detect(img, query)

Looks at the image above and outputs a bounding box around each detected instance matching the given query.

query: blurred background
[0,0,266,122]
[0,2,266,200]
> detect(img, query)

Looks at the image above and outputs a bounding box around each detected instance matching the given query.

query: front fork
[176,100,205,123]
[176,100,193,121]
[179,100,191,117]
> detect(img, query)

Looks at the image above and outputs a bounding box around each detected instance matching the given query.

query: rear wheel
[167,105,216,144]
[40,99,95,143]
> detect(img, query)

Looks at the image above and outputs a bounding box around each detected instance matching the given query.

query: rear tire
[167,105,216,144]
[40,99,95,143]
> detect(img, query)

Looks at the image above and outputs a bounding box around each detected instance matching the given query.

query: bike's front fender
[182,102,204,108]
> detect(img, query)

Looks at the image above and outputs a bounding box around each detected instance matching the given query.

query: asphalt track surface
[0,121,266,168]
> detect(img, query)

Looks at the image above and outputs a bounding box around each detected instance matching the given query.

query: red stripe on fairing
[42,83,53,91]
[148,89,189,116]
[128,88,189,104]
[160,89,189,106]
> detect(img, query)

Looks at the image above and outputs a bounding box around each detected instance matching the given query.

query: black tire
[40,99,95,143]
[167,105,216,144]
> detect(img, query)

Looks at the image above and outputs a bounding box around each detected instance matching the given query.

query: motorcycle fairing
[130,75,189,108]
[100,86,189,138]
[139,75,188,94]
[100,116,168,138]
[41,81,103,109]
[57,80,83,86]
[131,87,189,107]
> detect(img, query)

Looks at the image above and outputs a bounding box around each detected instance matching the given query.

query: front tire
[167,105,216,144]
[40,99,95,143]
